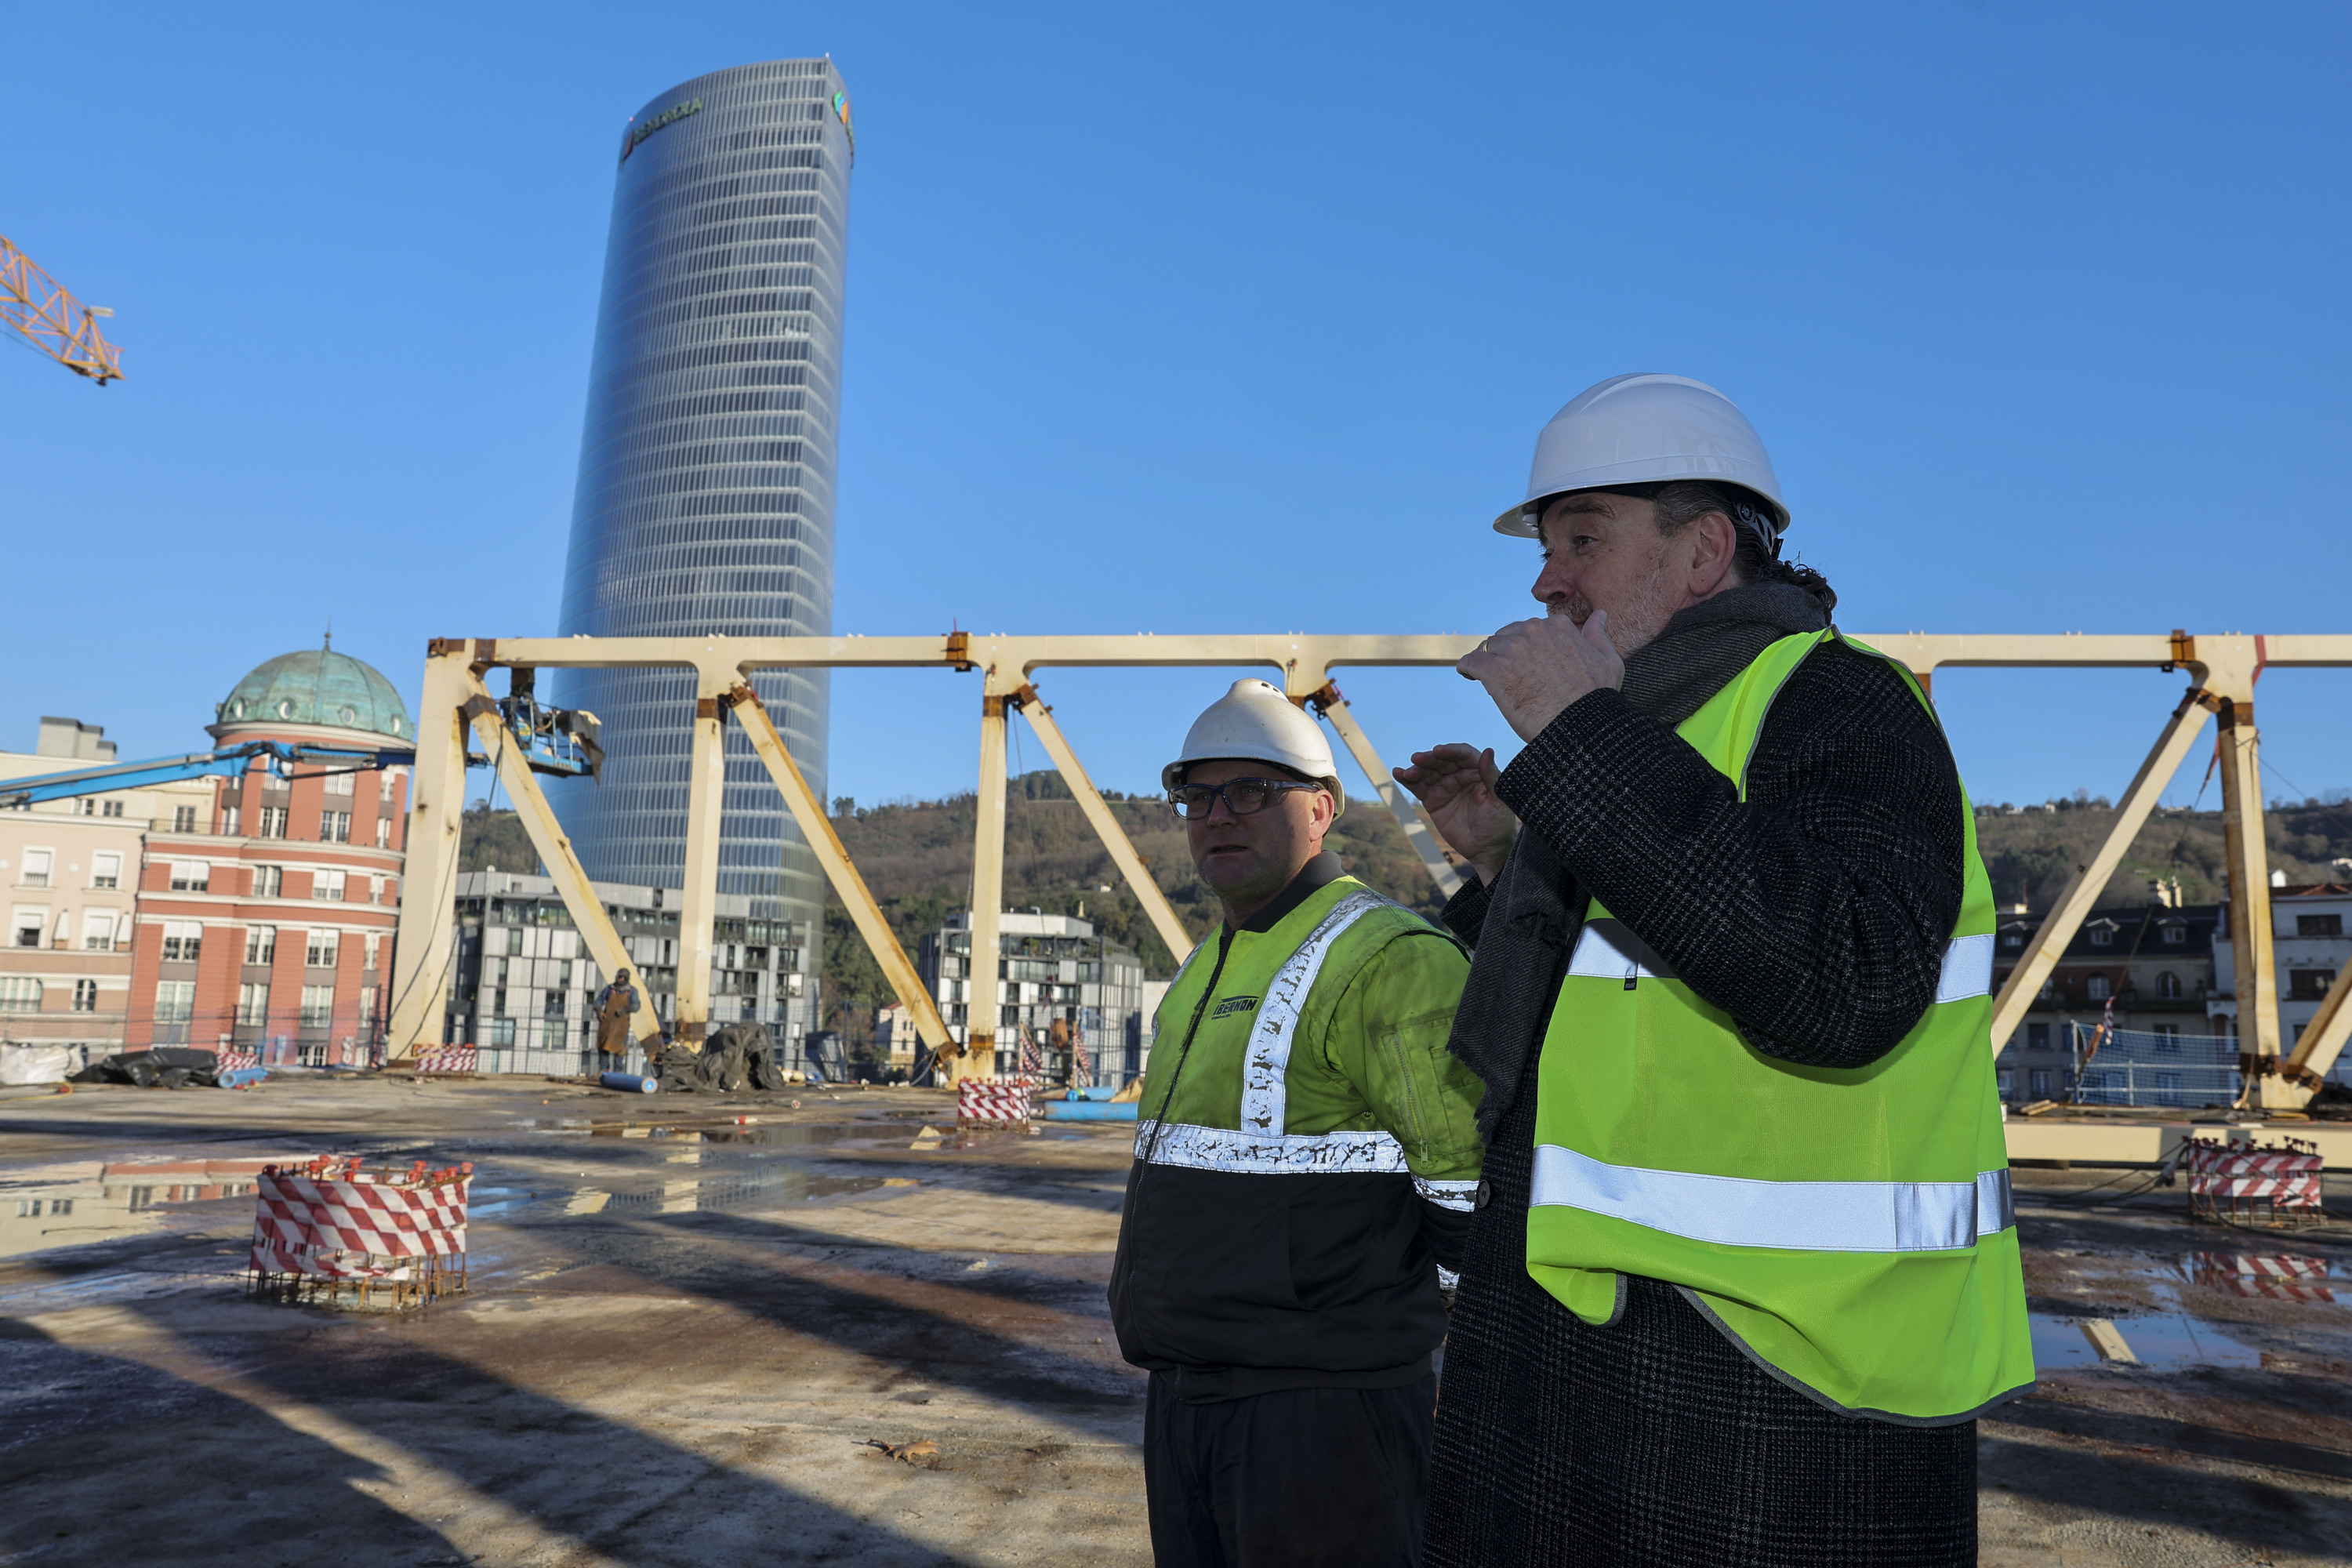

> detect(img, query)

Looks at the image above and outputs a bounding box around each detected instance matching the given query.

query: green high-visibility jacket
[1527,629,2034,1424]
[1109,873,1486,1385]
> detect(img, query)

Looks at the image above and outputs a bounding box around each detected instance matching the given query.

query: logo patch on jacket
[1210,995,1260,1018]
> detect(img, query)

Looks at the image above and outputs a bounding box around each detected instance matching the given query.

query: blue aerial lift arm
[0,700,601,811]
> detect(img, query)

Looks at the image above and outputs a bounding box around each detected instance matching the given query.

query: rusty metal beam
[386,646,476,1061]
[1007,684,1194,964]
[1988,687,2212,1056]
[967,690,1009,1085]
[1305,683,1462,898]
[724,683,955,1059]
[456,689,658,1051]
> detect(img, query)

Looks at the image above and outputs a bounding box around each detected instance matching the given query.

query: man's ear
[1690,512,1739,595]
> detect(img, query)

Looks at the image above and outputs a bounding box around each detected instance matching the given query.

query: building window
[82,913,115,952]
[0,978,41,1013]
[71,978,97,1013]
[11,908,44,949]
[245,925,277,966]
[252,865,283,898]
[154,981,194,1022]
[2156,970,2182,1000]
[484,1017,517,1047]
[2152,1023,2180,1047]
[169,861,210,892]
[320,811,351,844]
[2027,1022,2051,1051]
[2087,975,2111,1001]
[363,932,381,969]
[221,805,241,836]
[257,807,289,840]
[2029,1068,2053,1099]
[2088,925,2114,947]
[162,921,203,963]
[2162,922,2186,945]
[237,982,271,1025]
[375,817,390,848]
[359,984,377,1025]
[102,798,122,818]
[173,805,198,833]
[299,985,334,1027]
[90,852,121,890]
[369,875,384,905]
[2296,913,2343,937]
[379,769,398,804]
[20,849,53,888]
[2290,968,2336,1001]
[75,798,95,817]
[324,771,356,798]
[314,869,347,902]
[306,930,339,969]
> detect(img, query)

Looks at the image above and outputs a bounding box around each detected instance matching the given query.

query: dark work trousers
[1145,1372,1436,1568]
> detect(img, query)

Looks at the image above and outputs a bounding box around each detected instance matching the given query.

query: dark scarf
[1450,581,1831,1137]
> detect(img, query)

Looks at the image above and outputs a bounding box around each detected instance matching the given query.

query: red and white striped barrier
[958,1076,1033,1124]
[2184,1137,2323,1225]
[247,1157,472,1287]
[412,1045,479,1075]
[216,1050,260,1073]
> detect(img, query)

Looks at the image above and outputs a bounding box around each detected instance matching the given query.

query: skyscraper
[554,59,852,1036]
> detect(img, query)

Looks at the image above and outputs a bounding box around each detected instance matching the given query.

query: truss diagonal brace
[1987,686,2212,1055]
[459,691,660,1049]
[1007,684,1194,963]
[1304,682,1462,898]
[724,683,956,1058]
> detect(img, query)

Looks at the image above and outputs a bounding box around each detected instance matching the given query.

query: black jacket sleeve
[1439,872,1492,949]
[1494,641,1965,1070]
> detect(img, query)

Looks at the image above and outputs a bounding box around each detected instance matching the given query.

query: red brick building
[128,643,410,1062]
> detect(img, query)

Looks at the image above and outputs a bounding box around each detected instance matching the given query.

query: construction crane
[2,234,125,385]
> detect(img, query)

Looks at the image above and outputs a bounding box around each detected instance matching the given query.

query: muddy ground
[0,1077,2346,1566]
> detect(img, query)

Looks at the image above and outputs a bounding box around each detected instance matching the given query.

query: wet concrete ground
[0,1078,2347,1566]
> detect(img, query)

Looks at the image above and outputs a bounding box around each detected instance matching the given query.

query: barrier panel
[247,1155,473,1310]
[412,1045,479,1075]
[958,1077,1033,1127]
[2184,1136,2323,1229]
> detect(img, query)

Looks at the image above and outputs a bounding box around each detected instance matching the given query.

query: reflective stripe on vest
[1136,890,1395,1174]
[1566,922,1997,1002]
[1532,1144,2015,1253]
[1414,1177,1480,1211]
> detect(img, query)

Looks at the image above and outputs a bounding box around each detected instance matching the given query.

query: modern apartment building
[917,910,1148,1084]
[443,869,818,1075]
[554,58,855,967]
[2212,882,2352,1085]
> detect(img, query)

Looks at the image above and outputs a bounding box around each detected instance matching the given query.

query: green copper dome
[216,641,412,739]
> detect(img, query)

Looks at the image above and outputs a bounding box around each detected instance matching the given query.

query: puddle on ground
[0,1157,320,1261]
[2031,1311,2264,1371]
[2181,1250,2340,1302]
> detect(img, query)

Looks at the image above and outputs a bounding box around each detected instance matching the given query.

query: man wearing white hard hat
[1109,678,1486,1567]
[1399,375,2029,1566]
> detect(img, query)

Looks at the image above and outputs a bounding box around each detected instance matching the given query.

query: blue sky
[6,2,2348,822]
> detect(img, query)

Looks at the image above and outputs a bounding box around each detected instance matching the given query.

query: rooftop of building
[214,638,411,741]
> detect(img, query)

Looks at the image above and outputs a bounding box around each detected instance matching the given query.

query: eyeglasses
[1167,779,1321,820]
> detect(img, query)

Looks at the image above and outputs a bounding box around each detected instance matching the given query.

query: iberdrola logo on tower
[833,90,854,153]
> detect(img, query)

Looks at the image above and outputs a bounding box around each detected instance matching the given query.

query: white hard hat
[1494,372,1789,539]
[1162,678,1345,816]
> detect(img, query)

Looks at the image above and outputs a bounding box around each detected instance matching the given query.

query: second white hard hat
[1494,372,1788,539]
[1162,679,1345,816]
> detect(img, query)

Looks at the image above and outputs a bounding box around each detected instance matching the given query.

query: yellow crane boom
[2,234,124,384]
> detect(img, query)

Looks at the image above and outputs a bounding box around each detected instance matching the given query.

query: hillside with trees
[457,785,2352,1026]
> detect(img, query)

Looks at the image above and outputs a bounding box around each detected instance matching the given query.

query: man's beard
[1552,551,1682,655]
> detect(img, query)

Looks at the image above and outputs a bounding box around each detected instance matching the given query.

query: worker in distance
[1397,373,2031,1566]
[593,966,642,1072]
[1109,680,1486,1567]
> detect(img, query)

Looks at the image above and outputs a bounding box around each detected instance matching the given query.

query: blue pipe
[600,1072,658,1094]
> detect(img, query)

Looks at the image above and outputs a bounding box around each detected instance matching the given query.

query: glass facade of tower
[553,60,851,1013]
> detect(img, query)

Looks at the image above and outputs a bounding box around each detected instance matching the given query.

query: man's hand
[1395,743,1515,886]
[1455,609,1624,741]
